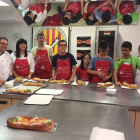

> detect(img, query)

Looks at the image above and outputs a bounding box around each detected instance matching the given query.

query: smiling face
[37,35,45,46]
[83,55,90,65]
[19,43,27,51]
[0,39,8,53]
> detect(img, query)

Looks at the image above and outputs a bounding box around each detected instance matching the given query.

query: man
[94,0,116,23]
[87,40,114,83]
[114,41,140,85]
[0,37,13,83]
[61,0,84,25]
[31,33,53,79]
[51,40,77,81]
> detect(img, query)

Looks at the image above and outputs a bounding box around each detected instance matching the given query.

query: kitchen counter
[0,99,138,140]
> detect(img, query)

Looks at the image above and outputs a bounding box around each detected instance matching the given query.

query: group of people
[0,33,140,86]
[11,0,140,26]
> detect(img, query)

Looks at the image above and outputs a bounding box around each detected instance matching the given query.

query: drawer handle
[0,101,8,104]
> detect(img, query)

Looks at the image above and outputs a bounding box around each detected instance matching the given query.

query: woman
[11,39,35,79]
[76,53,91,82]
[135,46,140,86]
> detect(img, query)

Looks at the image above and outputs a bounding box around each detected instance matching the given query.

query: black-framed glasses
[59,44,67,47]
[0,43,8,46]
[101,49,109,53]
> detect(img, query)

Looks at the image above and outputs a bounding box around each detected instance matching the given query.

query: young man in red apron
[87,40,114,83]
[114,41,140,85]
[31,33,53,79]
[61,0,83,25]
[51,40,77,81]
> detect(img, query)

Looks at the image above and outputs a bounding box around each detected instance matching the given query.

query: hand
[102,76,110,82]
[69,78,74,82]
[50,77,55,80]
[115,81,121,86]
[97,71,105,79]
[44,0,48,5]
[103,0,110,6]
[108,0,114,6]
[0,79,5,83]
[116,57,120,61]
[65,0,69,4]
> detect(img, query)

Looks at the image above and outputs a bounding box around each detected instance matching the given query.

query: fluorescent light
[0,0,10,6]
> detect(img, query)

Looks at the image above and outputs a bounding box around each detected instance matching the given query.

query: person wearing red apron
[87,40,114,83]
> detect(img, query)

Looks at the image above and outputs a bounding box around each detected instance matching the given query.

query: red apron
[92,55,110,83]
[43,14,62,26]
[66,2,81,15]
[79,67,91,82]
[83,4,98,19]
[118,57,134,84]
[35,49,52,79]
[14,58,30,78]
[120,1,134,15]
[99,2,114,16]
[56,54,72,80]
[29,4,51,14]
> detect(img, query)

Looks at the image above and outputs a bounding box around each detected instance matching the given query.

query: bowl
[5,81,14,88]
[106,89,117,95]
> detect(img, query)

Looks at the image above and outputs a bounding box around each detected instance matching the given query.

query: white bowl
[106,89,117,95]
[5,81,14,88]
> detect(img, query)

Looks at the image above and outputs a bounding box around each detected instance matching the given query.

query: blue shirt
[88,55,114,72]
[94,9,116,23]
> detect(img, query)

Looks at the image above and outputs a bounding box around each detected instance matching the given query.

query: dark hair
[37,33,45,39]
[138,45,140,51]
[101,10,111,23]
[80,53,91,71]
[0,37,8,42]
[122,15,132,25]
[24,11,37,25]
[86,13,97,25]
[121,41,132,50]
[99,40,109,50]
[63,17,71,25]
[15,39,28,58]
[58,40,67,46]
[10,0,19,8]
[137,0,140,5]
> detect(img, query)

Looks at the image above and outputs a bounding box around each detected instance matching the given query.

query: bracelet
[45,4,47,6]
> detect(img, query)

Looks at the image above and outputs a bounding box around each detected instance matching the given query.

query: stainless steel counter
[0,99,138,140]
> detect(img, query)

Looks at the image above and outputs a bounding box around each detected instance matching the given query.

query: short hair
[137,0,140,5]
[98,40,109,50]
[138,45,140,51]
[10,0,19,8]
[0,37,8,42]
[37,33,45,39]
[101,10,111,23]
[63,17,71,25]
[122,15,132,25]
[121,41,132,50]
[58,40,67,46]
[86,13,97,25]
[15,39,28,58]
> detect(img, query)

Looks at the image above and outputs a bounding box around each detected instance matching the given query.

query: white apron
[135,56,140,86]
[0,51,12,81]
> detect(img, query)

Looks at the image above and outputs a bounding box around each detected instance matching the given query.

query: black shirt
[52,53,77,72]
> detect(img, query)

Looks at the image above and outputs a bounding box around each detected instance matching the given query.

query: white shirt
[0,51,12,81]
[18,0,32,10]
[11,52,35,73]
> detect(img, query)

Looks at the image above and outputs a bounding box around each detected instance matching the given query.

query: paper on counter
[27,79,49,82]
[89,127,125,140]
[35,89,63,95]
[71,81,89,86]
[23,95,53,105]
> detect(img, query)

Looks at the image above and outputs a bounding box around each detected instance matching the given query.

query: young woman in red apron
[35,49,52,79]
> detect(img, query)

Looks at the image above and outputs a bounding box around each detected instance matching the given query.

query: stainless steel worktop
[0,99,138,140]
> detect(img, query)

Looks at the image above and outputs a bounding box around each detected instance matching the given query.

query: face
[121,47,131,57]
[64,12,71,20]
[27,13,34,20]
[99,47,109,56]
[59,42,67,53]
[83,55,90,65]
[37,35,45,45]
[88,15,94,20]
[19,43,27,51]
[0,39,8,53]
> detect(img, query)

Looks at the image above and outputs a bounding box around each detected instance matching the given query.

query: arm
[80,0,84,15]
[29,0,42,7]
[95,0,109,11]
[69,65,76,82]
[113,68,121,86]
[87,68,105,78]
[117,0,121,13]
[109,0,116,14]
[102,72,113,82]
[12,70,18,77]
[84,0,90,13]
[63,0,69,11]
[0,79,5,83]
[51,67,56,80]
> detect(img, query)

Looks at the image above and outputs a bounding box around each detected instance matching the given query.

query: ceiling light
[0,0,10,6]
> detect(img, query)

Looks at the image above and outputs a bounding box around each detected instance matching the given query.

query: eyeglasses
[0,43,8,46]
[59,44,67,47]
[101,50,109,53]
[121,49,129,52]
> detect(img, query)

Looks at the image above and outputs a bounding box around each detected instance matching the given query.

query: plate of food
[121,82,139,89]
[72,80,89,86]
[22,82,46,87]
[31,78,48,83]
[49,80,70,84]
[14,77,27,83]
[97,82,114,88]
[7,116,58,132]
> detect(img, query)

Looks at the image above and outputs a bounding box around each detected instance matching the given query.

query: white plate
[23,95,53,105]
[27,79,49,83]
[121,85,137,90]
[71,81,89,86]
[35,89,63,95]
[97,83,114,89]
[10,79,27,83]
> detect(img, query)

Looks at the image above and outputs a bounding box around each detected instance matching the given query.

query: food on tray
[97,82,113,87]
[14,77,23,82]
[121,82,139,89]
[23,82,45,87]
[7,116,54,131]
[76,80,86,86]
[32,78,46,83]
[49,80,69,83]
[5,88,32,94]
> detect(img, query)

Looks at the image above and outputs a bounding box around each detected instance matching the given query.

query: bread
[76,80,86,86]
[49,80,69,83]
[5,88,32,94]
[122,82,139,89]
[23,82,45,87]
[7,116,54,132]
[14,77,23,82]
[32,78,46,83]
[97,82,113,87]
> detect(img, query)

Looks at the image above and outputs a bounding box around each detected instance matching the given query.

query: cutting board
[35,89,64,95]
[23,95,53,105]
